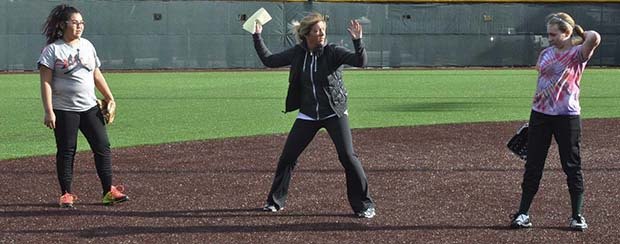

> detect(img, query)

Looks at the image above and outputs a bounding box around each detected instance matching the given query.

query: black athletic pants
[54,106,112,196]
[265,115,374,213]
[518,110,584,217]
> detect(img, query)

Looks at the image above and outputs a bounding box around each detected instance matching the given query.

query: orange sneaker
[102,185,129,205]
[59,193,77,208]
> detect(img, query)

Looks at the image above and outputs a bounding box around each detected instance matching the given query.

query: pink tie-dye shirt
[532,45,590,115]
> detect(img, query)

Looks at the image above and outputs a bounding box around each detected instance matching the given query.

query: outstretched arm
[252,23,294,68]
[335,20,367,67]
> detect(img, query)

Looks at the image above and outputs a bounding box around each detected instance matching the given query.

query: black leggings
[266,115,374,212]
[54,106,112,196]
[518,110,584,216]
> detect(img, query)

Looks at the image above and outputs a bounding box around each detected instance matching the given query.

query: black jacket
[253,33,367,118]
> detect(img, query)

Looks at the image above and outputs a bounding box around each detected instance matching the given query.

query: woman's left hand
[347,20,362,40]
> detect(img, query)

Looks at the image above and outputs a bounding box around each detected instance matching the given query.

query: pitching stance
[510,12,601,231]
[251,12,376,218]
[38,4,128,208]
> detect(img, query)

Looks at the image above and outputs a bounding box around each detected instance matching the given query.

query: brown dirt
[1,119,619,243]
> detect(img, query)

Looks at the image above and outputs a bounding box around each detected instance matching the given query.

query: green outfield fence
[1,0,619,70]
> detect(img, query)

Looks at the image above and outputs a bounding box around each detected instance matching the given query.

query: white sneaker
[356,207,376,219]
[510,213,532,228]
[569,215,588,231]
[262,204,283,212]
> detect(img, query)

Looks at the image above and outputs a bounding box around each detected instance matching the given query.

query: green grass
[2,69,619,160]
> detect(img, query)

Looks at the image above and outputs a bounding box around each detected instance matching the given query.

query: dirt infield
[1,119,619,243]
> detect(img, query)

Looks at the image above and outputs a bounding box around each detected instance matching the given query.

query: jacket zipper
[310,52,319,120]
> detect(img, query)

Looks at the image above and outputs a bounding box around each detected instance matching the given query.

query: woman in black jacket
[252,12,375,218]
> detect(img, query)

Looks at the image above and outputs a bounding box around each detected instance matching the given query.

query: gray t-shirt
[37,38,101,112]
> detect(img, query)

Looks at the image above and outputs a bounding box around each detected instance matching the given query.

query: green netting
[1,0,618,70]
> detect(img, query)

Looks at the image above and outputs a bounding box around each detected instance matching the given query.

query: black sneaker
[569,215,588,231]
[355,207,376,219]
[262,204,283,212]
[510,213,532,228]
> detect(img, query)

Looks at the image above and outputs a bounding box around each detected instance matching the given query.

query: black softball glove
[507,123,528,161]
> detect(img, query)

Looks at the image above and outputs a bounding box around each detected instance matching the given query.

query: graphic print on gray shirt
[38,38,101,112]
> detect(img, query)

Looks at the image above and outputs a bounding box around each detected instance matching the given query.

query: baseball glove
[507,123,528,161]
[97,99,116,125]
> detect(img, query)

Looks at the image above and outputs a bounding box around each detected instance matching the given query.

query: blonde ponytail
[289,20,301,43]
[573,24,586,45]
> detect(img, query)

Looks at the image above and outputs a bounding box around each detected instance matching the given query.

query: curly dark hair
[42,4,80,44]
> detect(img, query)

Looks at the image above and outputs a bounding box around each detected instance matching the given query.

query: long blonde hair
[546,12,585,45]
[290,12,326,44]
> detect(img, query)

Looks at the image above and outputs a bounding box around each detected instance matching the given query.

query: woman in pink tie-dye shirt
[510,12,600,231]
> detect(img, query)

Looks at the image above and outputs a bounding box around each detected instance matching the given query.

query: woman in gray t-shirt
[38,4,128,208]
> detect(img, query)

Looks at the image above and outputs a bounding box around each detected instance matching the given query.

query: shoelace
[113,185,124,192]
[110,185,125,197]
[571,216,585,224]
[60,193,77,203]
[511,213,528,222]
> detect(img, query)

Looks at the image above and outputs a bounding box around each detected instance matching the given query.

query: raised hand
[347,20,362,40]
[254,22,263,34]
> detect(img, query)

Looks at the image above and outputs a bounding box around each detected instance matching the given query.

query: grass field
[1,69,619,160]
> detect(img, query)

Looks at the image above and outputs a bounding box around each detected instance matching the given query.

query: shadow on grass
[374,101,490,112]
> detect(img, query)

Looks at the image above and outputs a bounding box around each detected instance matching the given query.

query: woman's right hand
[44,111,56,129]
[255,22,263,34]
